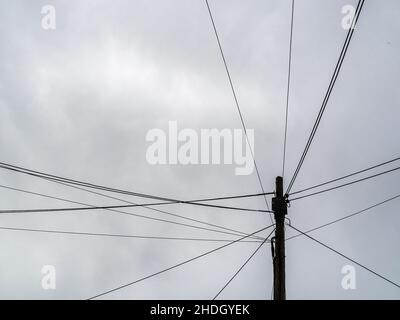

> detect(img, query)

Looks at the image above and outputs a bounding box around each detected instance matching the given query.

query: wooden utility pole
[272,176,287,300]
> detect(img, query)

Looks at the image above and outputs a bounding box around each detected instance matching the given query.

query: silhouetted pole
[272,176,287,300]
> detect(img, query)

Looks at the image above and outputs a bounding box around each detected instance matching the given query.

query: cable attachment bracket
[271,195,288,216]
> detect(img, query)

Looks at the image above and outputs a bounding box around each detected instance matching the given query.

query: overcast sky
[0,0,399,299]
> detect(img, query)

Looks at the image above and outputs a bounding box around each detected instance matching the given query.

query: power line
[0,190,274,215]
[290,156,400,196]
[0,162,273,210]
[0,162,173,202]
[0,162,275,240]
[0,203,270,215]
[288,224,400,290]
[22,179,270,240]
[289,165,400,201]
[26,172,273,243]
[0,184,265,241]
[285,0,365,194]
[213,228,275,300]
[179,202,272,213]
[286,193,400,242]
[44,179,272,225]
[0,225,263,243]
[282,0,295,179]
[204,0,272,220]
[88,223,275,299]
[1,162,263,210]
[188,192,274,203]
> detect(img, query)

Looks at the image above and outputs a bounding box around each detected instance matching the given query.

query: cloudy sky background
[0,0,399,299]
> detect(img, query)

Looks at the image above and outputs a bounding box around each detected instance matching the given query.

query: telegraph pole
[272,176,287,300]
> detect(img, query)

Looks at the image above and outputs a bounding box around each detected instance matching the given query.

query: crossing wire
[0,162,274,240]
[290,156,400,196]
[0,202,270,214]
[289,165,400,201]
[0,162,273,210]
[282,0,295,179]
[286,193,400,242]
[288,224,400,290]
[88,223,275,299]
[286,0,365,194]
[0,184,265,241]
[204,0,273,221]
[0,225,264,243]
[213,228,275,300]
